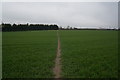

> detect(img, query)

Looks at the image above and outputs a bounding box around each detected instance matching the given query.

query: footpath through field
[53,30,61,78]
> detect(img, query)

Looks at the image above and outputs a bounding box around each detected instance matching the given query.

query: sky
[1,0,119,2]
[1,2,118,28]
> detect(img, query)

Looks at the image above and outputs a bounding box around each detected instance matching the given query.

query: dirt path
[53,30,61,78]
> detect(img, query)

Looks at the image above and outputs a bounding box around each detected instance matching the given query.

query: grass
[0,31,2,79]
[2,31,57,78]
[60,30,118,78]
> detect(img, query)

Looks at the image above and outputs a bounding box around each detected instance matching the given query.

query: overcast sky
[2,2,118,28]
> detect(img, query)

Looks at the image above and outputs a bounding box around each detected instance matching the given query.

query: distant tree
[2,23,59,32]
[67,26,70,30]
[59,26,63,30]
[70,27,73,30]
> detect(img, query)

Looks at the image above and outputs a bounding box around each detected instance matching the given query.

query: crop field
[2,31,57,78]
[0,32,2,79]
[2,30,118,78]
[60,30,118,78]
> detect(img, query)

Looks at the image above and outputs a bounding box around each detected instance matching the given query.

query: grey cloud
[2,2,118,28]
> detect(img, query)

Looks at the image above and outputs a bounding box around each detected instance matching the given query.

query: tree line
[2,23,59,32]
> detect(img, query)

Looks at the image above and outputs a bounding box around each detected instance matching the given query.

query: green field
[0,31,2,79]
[60,30,118,78]
[2,30,118,78]
[3,31,57,78]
